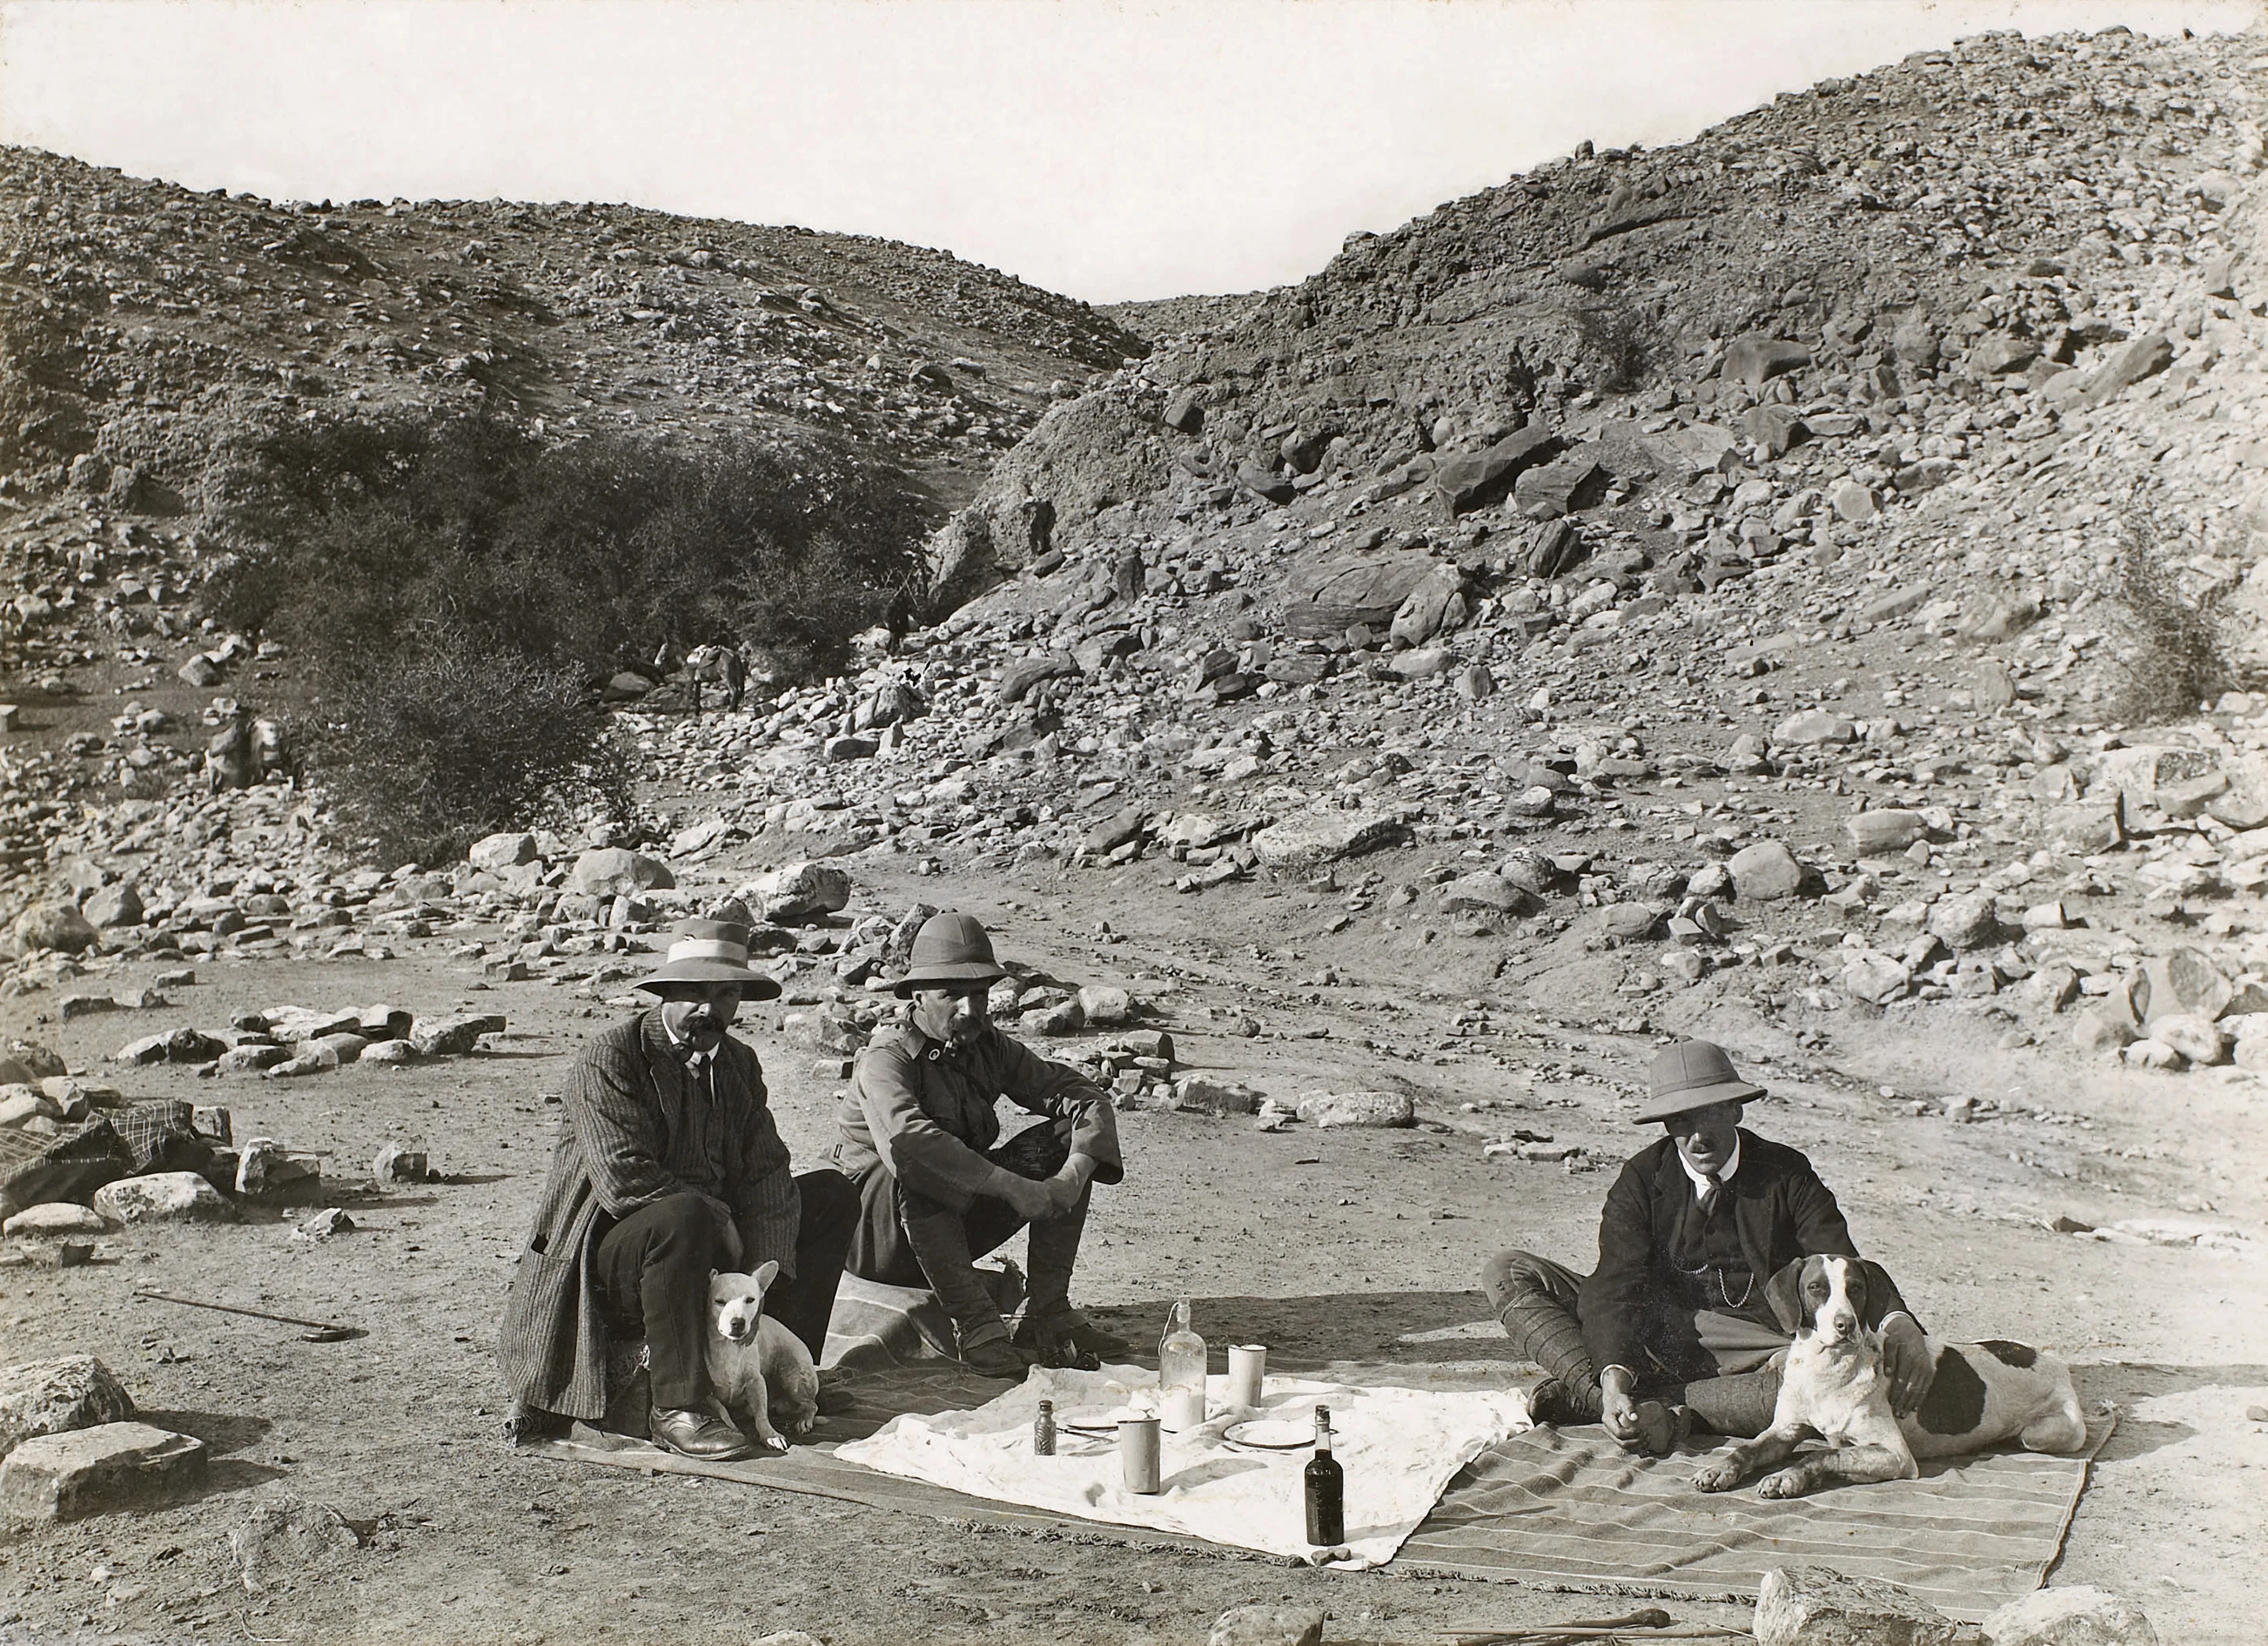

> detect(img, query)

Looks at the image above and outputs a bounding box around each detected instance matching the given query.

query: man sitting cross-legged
[1482,1039,1935,1453]
[830,912,1127,1378]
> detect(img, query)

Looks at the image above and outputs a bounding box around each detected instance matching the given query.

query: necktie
[1695,1171,1722,1217]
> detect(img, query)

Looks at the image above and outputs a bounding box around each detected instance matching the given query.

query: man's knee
[796,1167,859,1236]
[610,1192,727,1261]
[1482,1248,1559,1309]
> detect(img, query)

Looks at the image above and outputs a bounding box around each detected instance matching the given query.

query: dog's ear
[1764,1257,1813,1334]
[1850,1259,1900,1325]
[752,1259,780,1291]
[708,1268,719,1283]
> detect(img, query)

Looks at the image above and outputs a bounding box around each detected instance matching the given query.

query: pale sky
[2,0,2259,302]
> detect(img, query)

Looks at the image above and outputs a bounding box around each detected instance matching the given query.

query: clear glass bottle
[1304,1404,1344,1547]
[1033,1398,1057,1456]
[1158,1297,1208,1432]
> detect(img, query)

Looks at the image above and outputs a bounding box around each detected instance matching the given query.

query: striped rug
[1396,1412,2117,1620]
[532,1364,2112,1622]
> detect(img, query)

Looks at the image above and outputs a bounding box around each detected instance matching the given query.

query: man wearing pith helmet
[831,912,1127,1377]
[500,919,858,1462]
[1480,1038,1934,1453]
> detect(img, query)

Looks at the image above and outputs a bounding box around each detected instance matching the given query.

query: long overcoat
[497,1010,798,1420]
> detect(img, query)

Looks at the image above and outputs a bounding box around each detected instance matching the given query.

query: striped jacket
[497,1010,799,1419]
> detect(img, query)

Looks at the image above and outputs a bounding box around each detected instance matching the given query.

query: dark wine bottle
[1303,1404,1344,1547]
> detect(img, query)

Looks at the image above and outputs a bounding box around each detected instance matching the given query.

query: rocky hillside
[8,26,2268,1094]
[0,143,1146,523]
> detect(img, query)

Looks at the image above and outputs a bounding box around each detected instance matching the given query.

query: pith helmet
[1632,1038,1765,1123]
[638,918,782,1000]
[893,912,1007,996]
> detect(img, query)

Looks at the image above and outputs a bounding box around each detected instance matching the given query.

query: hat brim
[892,961,1007,997]
[638,960,782,1000]
[1631,1079,1764,1123]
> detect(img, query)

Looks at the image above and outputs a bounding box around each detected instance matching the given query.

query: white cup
[1228,1344,1267,1409]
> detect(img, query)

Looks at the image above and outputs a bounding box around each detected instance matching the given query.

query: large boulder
[1430,424,1559,515]
[1722,334,1814,386]
[1845,810,1925,854]
[1983,1586,2158,1646]
[2133,949,2233,1025]
[467,832,539,871]
[0,1422,207,1522]
[1387,564,1469,647]
[1251,811,1406,870]
[1296,1090,1415,1128]
[1279,553,1441,639]
[1728,840,1805,901]
[0,1356,136,1461]
[1753,1565,1958,1646]
[745,861,852,923]
[566,848,673,898]
[10,903,98,956]
[408,1012,504,1057]
[93,1172,238,1225]
[80,882,143,929]
[1209,1605,1325,1646]
[1926,892,1999,951]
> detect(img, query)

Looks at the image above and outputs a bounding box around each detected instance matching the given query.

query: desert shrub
[313,623,636,864]
[1570,302,1661,392]
[2105,490,2238,722]
[201,411,931,859]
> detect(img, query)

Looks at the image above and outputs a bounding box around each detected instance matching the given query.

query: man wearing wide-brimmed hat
[500,920,857,1461]
[831,912,1127,1378]
[1480,1039,1934,1453]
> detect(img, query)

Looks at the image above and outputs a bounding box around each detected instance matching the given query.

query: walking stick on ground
[135,1289,362,1342]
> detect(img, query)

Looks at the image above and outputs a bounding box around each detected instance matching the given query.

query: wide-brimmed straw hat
[1631,1039,1765,1123]
[638,918,782,1000]
[892,912,1006,997]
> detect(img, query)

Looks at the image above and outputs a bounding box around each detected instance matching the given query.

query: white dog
[1692,1254,2087,1498]
[704,1263,819,1452]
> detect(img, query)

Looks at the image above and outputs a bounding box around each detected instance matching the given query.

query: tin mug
[1227,1344,1266,1409]
[1118,1415,1162,1494]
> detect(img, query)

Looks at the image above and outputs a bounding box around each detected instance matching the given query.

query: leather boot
[649,1406,758,1462]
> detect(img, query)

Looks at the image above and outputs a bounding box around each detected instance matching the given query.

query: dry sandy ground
[4,853,2267,1645]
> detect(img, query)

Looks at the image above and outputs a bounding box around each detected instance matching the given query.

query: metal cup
[1118,1415,1161,1494]
[1227,1344,1267,1409]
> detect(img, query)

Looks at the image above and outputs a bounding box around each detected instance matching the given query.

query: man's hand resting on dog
[990,1152,1097,1221]
[1878,1312,1935,1413]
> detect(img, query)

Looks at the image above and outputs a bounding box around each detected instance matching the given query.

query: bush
[2106,490,2238,723]
[201,412,932,859]
[1570,302,1661,393]
[315,624,635,864]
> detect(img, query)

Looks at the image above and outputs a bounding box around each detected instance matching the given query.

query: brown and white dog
[703,1262,819,1452]
[1692,1254,2087,1497]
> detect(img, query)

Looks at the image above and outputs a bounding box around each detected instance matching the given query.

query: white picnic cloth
[835,1362,1533,1569]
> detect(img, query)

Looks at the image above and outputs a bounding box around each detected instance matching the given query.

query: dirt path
[5,852,2267,1645]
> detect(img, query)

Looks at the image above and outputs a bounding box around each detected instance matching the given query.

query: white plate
[1222,1419,1314,1451]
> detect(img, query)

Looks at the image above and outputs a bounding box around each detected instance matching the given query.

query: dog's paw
[785,1414,817,1437]
[1691,1459,1744,1494]
[1756,1469,1807,1499]
[760,1432,790,1454]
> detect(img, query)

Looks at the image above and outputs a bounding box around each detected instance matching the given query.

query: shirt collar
[1677,1134,1741,1193]
[658,1013,715,1070]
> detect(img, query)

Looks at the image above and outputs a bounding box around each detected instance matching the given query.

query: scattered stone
[91,1172,238,1225]
[468,832,539,871]
[296,1208,355,1238]
[10,903,98,957]
[1077,985,1133,1025]
[0,1357,135,1460]
[1982,1586,2159,1646]
[1728,840,1805,901]
[2,1203,109,1237]
[0,1422,206,1522]
[1841,953,1912,1006]
[1296,1090,1415,1128]
[229,1494,367,1594]
[1845,810,1925,854]
[1209,1604,1326,1646]
[1252,812,1406,870]
[1171,1076,1263,1116]
[2134,950,2232,1025]
[371,1144,430,1183]
[566,848,674,898]
[409,1012,505,1057]
[1927,892,1999,951]
[1774,710,1856,746]
[746,861,852,923]
[1753,1564,1958,1646]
